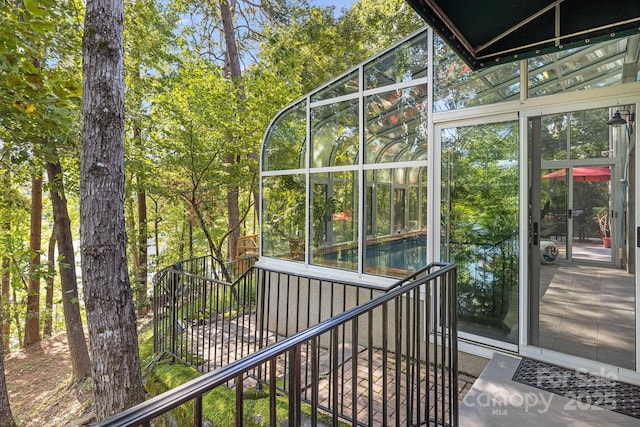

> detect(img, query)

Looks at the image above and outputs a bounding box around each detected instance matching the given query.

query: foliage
[0,0,84,351]
[442,121,519,332]
[258,0,423,94]
[597,207,611,238]
[442,122,520,244]
[0,0,437,368]
[141,325,292,426]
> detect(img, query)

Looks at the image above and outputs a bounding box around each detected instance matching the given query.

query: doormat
[512,357,640,420]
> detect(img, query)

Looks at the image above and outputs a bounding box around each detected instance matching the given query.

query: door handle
[567,209,572,219]
[533,222,539,246]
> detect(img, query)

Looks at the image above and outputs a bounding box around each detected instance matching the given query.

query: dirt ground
[4,332,96,427]
[5,316,152,427]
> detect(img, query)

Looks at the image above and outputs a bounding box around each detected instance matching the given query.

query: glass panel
[539,109,612,161]
[364,31,429,90]
[261,175,306,261]
[441,121,519,344]
[310,171,358,271]
[531,108,634,370]
[540,113,569,161]
[365,167,427,277]
[311,71,359,102]
[569,109,610,159]
[262,101,307,171]
[433,35,520,112]
[528,39,626,98]
[540,167,568,261]
[376,182,391,235]
[311,99,359,168]
[365,85,428,164]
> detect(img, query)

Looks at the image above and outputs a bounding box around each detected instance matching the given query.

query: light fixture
[607,110,635,127]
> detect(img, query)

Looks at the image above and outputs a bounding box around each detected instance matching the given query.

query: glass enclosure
[261,25,638,368]
[262,29,431,278]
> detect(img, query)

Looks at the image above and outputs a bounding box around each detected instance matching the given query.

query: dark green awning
[406,0,640,70]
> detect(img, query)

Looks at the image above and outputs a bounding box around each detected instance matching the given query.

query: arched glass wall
[261,25,637,282]
[261,29,431,278]
[261,21,640,371]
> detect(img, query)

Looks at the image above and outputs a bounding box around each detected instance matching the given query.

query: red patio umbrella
[332,210,352,221]
[542,166,611,182]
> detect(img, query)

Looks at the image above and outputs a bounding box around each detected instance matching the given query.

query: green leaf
[23,0,46,17]
[29,19,54,34]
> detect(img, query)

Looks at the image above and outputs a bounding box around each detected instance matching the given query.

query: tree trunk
[132,79,149,315]
[226,180,240,259]
[188,212,193,258]
[0,171,15,427]
[24,172,42,347]
[152,196,159,264]
[137,178,148,316]
[43,229,56,338]
[0,329,17,427]
[126,192,140,287]
[81,0,145,419]
[219,0,242,261]
[11,288,21,349]
[45,157,92,383]
[1,255,9,353]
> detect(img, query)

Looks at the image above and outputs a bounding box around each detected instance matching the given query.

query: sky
[311,0,356,11]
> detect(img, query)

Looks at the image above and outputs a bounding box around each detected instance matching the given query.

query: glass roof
[434,34,636,112]
[528,39,628,97]
[311,71,359,102]
[263,29,639,173]
[364,31,429,90]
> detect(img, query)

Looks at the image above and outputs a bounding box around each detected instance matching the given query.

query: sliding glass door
[439,118,520,346]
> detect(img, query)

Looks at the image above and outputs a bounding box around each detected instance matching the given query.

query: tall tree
[24,171,42,346]
[1,168,10,352]
[81,0,145,418]
[136,173,148,314]
[45,154,92,382]
[171,0,300,260]
[43,228,55,338]
[0,161,16,427]
[0,329,17,427]
[1,254,9,352]
[2,0,87,353]
[124,0,178,313]
[219,0,243,260]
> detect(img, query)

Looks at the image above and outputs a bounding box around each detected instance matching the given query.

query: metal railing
[99,262,458,426]
[153,255,393,373]
[152,255,257,370]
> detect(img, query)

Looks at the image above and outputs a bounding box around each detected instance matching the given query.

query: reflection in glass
[365,85,428,163]
[570,109,610,159]
[433,35,520,112]
[311,71,359,102]
[528,40,626,97]
[262,101,307,171]
[310,172,358,271]
[441,121,519,343]
[364,168,428,277]
[364,32,428,90]
[311,99,359,168]
[539,109,611,161]
[261,175,306,261]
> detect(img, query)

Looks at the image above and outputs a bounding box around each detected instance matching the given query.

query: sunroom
[259,22,640,382]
